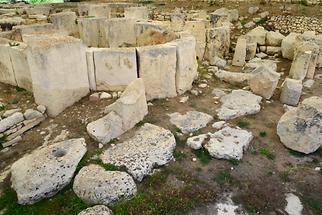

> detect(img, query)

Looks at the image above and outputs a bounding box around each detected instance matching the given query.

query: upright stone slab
[12,24,56,42]
[106,18,136,48]
[0,39,16,86]
[78,17,108,47]
[24,34,90,117]
[281,32,300,60]
[93,48,137,91]
[247,26,267,46]
[232,37,247,67]
[184,20,207,60]
[88,4,111,18]
[124,7,149,19]
[289,50,312,81]
[206,27,230,60]
[9,42,32,91]
[136,44,177,100]
[295,41,320,79]
[245,34,257,61]
[50,12,78,36]
[85,49,97,91]
[280,78,303,106]
[168,37,198,95]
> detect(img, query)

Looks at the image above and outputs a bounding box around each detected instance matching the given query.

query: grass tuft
[214,170,232,185]
[193,148,212,165]
[237,120,250,129]
[259,148,275,160]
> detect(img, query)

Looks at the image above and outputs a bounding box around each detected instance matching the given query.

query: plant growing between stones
[259,148,275,160]
[193,148,212,165]
[214,169,232,185]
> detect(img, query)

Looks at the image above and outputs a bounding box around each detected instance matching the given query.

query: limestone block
[168,37,198,95]
[106,18,136,48]
[124,7,149,19]
[183,20,207,59]
[13,24,57,42]
[88,4,111,18]
[78,17,108,47]
[24,34,90,117]
[8,42,32,91]
[281,32,300,60]
[289,50,312,81]
[249,65,281,99]
[104,78,148,131]
[295,41,319,79]
[232,37,247,67]
[50,12,78,36]
[277,96,322,154]
[85,49,97,91]
[280,78,302,106]
[25,5,51,16]
[245,34,257,60]
[0,39,16,86]
[11,138,87,205]
[93,48,137,91]
[247,26,267,46]
[136,44,177,100]
[206,26,230,60]
[266,31,285,46]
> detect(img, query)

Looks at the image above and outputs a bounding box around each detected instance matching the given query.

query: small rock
[285,193,303,215]
[24,109,43,120]
[212,121,227,129]
[89,93,100,102]
[2,109,21,118]
[100,92,112,100]
[179,96,189,103]
[36,105,46,114]
[78,205,113,215]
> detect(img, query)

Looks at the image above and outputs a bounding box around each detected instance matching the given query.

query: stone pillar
[232,36,247,67]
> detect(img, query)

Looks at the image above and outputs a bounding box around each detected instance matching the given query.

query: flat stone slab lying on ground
[168,111,213,134]
[10,138,87,205]
[285,193,303,215]
[187,126,253,160]
[277,96,322,154]
[217,90,262,120]
[100,123,176,182]
[73,164,137,205]
[78,205,113,215]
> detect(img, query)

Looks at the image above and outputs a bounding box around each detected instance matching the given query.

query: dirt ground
[0,1,322,215]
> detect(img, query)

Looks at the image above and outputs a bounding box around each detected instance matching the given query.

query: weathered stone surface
[2,109,21,118]
[87,111,123,144]
[0,39,16,86]
[232,36,246,67]
[124,7,148,19]
[93,48,137,91]
[78,205,113,215]
[280,78,302,106]
[78,17,108,48]
[285,193,303,215]
[168,111,213,134]
[215,70,251,85]
[217,90,262,120]
[8,42,32,91]
[245,34,257,61]
[100,123,176,181]
[107,18,136,48]
[11,138,87,205]
[247,26,267,46]
[137,44,177,100]
[23,109,43,120]
[187,133,210,150]
[73,165,137,205]
[295,41,319,79]
[266,31,285,46]
[204,126,253,160]
[50,12,78,36]
[0,112,24,133]
[24,34,89,117]
[277,96,322,154]
[281,32,300,60]
[248,6,259,14]
[249,65,280,99]
[13,24,57,42]
[104,78,148,131]
[88,79,147,144]
[206,27,230,60]
[266,46,282,56]
[289,50,312,81]
[183,20,207,59]
[168,37,198,95]
[245,59,277,72]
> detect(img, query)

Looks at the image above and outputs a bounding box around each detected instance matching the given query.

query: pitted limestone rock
[277,96,322,154]
[10,138,87,205]
[217,90,262,120]
[73,164,137,205]
[100,123,176,182]
[78,205,113,215]
[168,111,213,134]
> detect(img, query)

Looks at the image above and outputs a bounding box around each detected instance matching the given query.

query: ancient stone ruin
[0,1,321,214]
